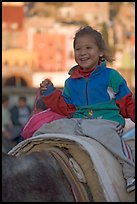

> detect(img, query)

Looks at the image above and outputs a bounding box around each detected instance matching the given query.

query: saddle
[8,133,135,202]
[8,135,107,202]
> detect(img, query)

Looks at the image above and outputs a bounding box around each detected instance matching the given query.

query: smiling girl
[40,26,135,193]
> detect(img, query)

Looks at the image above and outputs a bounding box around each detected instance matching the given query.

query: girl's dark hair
[73,26,114,62]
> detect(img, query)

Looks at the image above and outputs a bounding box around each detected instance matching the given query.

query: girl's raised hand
[40,78,52,91]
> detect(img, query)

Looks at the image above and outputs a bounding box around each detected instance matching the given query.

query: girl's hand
[40,78,52,91]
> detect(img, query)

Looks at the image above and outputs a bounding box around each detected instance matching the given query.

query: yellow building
[2,49,38,87]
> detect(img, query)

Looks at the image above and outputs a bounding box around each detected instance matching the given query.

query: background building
[2,2,135,91]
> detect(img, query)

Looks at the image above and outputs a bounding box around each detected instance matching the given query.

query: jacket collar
[68,61,106,79]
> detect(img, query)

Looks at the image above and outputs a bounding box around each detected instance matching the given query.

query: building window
[4,76,28,87]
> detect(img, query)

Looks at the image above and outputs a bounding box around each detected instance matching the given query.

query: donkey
[2,151,75,202]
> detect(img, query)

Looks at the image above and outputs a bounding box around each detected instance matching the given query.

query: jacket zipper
[85,78,88,105]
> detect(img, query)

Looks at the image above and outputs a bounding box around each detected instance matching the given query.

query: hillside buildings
[2,2,135,89]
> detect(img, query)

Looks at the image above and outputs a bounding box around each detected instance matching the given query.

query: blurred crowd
[2,94,32,153]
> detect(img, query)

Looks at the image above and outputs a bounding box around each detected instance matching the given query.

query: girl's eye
[75,48,80,51]
[87,47,92,49]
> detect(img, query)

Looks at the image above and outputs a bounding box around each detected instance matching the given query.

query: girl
[40,26,135,193]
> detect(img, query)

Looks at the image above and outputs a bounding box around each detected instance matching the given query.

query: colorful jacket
[42,62,135,127]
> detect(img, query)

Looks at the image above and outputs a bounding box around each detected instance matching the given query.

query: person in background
[2,94,21,152]
[39,26,135,193]
[10,96,32,130]
[2,94,13,140]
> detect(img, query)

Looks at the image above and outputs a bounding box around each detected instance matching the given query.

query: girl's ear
[99,53,105,62]
[99,52,103,57]
[99,54,103,57]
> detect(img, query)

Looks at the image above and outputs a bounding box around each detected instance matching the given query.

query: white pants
[33,118,135,179]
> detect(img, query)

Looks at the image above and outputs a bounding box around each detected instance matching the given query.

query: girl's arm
[116,93,135,122]
[40,79,76,116]
[109,69,135,123]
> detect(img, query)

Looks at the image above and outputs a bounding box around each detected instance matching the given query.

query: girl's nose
[80,48,86,55]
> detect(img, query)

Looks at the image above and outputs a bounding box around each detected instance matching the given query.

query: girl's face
[74,35,102,70]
